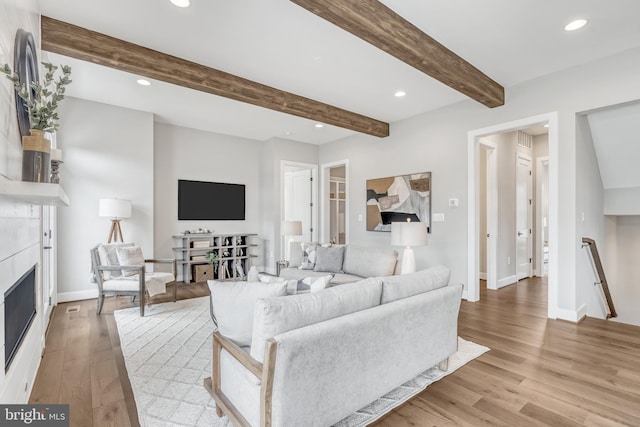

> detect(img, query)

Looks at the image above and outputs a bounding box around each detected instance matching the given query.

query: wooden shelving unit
[172,233,257,283]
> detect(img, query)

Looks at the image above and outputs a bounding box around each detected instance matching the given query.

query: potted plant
[206,250,219,279]
[1,62,71,182]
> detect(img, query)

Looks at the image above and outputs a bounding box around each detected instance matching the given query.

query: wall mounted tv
[178,180,246,220]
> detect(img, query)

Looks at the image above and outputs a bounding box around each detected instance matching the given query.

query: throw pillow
[115,246,145,277]
[207,280,288,346]
[298,243,318,270]
[97,242,134,279]
[381,266,451,304]
[303,274,334,292]
[313,245,345,273]
[258,273,285,283]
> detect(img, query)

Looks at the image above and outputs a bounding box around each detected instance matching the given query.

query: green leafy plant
[1,62,72,132]
[206,250,219,274]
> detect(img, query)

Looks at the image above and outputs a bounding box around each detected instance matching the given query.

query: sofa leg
[216,407,223,417]
[438,357,449,371]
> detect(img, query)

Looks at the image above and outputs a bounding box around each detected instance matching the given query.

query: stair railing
[581,237,617,318]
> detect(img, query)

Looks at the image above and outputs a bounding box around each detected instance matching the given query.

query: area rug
[114,297,489,427]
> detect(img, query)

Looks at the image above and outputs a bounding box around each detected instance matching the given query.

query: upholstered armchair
[90,243,177,316]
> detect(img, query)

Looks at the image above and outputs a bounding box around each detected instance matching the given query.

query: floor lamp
[391,218,428,274]
[99,198,132,243]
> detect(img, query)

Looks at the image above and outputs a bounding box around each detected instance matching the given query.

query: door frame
[479,140,498,290]
[515,152,533,280]
[320,159,350,244]
[536,156,550,277]
[468,112,558,319]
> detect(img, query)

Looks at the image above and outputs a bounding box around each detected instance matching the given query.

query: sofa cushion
[342,245,398,278]
[208,280,288,346]
[298,243,318,270]
[279,268,362,285]
[381,266,451,304]
[313,245,345,273]
[250,277,382,362]
[289,241,303,268]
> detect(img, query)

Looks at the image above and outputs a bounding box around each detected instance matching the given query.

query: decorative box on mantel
[0,180,70,206]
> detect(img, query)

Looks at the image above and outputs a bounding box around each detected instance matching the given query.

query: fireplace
[4,264,37,371]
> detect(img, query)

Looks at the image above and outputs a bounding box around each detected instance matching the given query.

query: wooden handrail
[582,237,617,318]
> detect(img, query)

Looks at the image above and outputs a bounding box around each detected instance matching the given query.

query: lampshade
[391,220,428,247]
[99,198,132,219]
[282,220,303,236]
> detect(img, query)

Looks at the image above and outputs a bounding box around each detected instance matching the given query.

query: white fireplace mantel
[0,180,70,206]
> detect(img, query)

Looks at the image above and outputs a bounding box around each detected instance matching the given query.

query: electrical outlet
[358,214,363,222]
[448,198,459,207]
[432,213,445,222]
[507,256,511,265]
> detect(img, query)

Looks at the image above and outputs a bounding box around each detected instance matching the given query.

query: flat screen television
[178,179,245,220]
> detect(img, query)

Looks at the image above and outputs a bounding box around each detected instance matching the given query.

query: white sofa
[207,266,462,427]
[279,243,398,285]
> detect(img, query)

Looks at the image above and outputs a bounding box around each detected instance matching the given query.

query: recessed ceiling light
[315,123,324,128]
[394,91,406,97]
[170,0,191,8]
[564,19,587,31]
[136,79,151,86]
[544,124,549,128]
[284,131,293,136]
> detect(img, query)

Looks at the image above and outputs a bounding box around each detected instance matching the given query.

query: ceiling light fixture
[170,0,191,8]
[564,19,587,31]
[136,79,151,86]
[315,123,324,128]
[394,91,406,98]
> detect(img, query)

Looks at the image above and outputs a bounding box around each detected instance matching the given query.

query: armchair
[90,244,177,316]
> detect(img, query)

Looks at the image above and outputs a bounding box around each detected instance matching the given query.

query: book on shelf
[191,255,207,261]
[191,241,210,248]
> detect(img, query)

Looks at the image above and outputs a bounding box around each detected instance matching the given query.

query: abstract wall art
[366,172,431,232]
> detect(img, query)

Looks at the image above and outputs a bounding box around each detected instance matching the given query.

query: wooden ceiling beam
[41,16,389,138]
[290,0,505,108]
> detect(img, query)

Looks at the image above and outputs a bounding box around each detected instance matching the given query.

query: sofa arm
[207,331,278,427]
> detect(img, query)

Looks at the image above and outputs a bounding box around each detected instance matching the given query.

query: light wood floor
[30,278,640,426]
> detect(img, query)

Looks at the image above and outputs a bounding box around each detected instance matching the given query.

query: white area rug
[115,297,489,427]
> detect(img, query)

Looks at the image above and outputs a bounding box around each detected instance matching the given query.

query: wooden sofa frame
[204,331,278,427]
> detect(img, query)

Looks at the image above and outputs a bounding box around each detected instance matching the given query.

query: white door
[516,154,533,280]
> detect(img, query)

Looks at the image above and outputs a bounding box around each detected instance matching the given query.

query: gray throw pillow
[298,243,318,270]
[313,245,345,273]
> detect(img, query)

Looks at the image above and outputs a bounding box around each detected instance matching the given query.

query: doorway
[468,112,558,319]
[321,160,349,244]
[281,161,318,258]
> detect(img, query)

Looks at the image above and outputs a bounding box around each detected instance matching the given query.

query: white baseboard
[497,275,517,289]
[555,304,587,323]
[57,289,98,303]
[479,272,487,280]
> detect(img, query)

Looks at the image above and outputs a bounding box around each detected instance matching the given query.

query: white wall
[478,146,487,274]
[576,114,606,320]
[319,47,640,320]
[608,215,640,327]
[153,122,263,263]
[56,97,154,301]
[532,134,549,274]
[604,187,640,214]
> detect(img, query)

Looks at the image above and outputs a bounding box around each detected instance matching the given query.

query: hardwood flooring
[30,278,640,426]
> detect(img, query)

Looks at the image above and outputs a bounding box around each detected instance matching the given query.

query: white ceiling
[587,102,640,190]
[35,0,640,144]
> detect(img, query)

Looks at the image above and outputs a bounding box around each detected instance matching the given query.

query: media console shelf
[172,233,257,283]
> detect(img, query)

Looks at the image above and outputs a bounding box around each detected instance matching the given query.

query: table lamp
[99,198,132,243]
[391,218,428,274]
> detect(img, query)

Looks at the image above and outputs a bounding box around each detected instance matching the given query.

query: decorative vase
[21,129,51,183]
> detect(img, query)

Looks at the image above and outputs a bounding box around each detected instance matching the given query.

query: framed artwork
[366,172,431,232]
